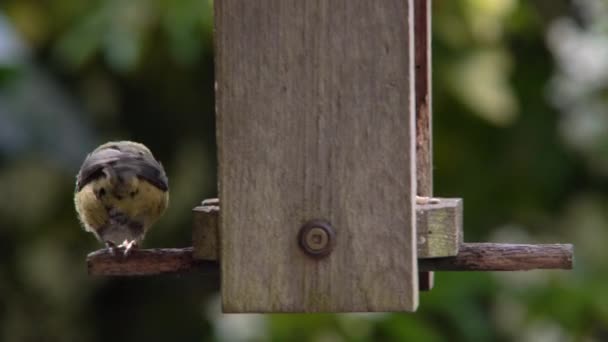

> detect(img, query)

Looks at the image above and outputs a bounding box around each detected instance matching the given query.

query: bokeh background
[0,0,606,341]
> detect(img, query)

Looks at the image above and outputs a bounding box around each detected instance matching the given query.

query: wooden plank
[415,0,433,199]
[193,197,462,261]
[216,0,417,312]
[86,243,574,276]
[414,0,434,290]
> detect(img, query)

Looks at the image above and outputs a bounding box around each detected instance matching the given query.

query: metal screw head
[298,220,335,258]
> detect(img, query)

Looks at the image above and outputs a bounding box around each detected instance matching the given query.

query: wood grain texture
[216,0,417,312]
[193,197,462,260]
[417,198,462,258]
[86,243,573,276]
[419,243,574,271]
[192,202,219,260]
[414,0,434,291]
[87,248,216,276]
[415,0,432,197]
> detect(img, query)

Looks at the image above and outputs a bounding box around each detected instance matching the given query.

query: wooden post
[416,198,462,257]
[414,0,435,291]
[192,199,219,261]
[216,0,418,312]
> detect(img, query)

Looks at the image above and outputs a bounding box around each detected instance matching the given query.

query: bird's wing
[76,148,168,192]
[114,155,169,191]
[76,148,122,191]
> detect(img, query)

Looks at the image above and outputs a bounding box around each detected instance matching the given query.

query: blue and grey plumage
[75,141,169,255]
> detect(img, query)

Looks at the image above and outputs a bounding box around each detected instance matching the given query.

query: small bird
[75,141,169,256]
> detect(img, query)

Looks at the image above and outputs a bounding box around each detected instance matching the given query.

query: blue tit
[75,141,169,256]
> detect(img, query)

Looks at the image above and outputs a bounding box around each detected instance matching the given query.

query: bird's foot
[118,239,138,257]
[416,196,440,205]
[105,241,118,256]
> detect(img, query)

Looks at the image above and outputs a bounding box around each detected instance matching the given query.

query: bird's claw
[118,239,138,257]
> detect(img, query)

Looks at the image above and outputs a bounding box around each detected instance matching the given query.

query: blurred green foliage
[0,0,606,341]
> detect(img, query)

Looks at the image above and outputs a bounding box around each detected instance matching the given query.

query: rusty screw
[298,220,335,258]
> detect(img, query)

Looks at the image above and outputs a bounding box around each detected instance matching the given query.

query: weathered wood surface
[418,243,574,271]
[87,248,215,276]
[415,0,433,199]
[192,200,219,261]
[193,197,462,261]
[416,198,462,258]
[87,243,574,276]
[216,0,417,312]
[414,0,434,291]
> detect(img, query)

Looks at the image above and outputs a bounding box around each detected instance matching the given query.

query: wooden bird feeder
[87,0,574,313]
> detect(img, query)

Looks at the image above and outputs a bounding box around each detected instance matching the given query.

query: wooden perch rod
[87,248,216,276]
[418,243,573,272]
[87,243,573,276]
